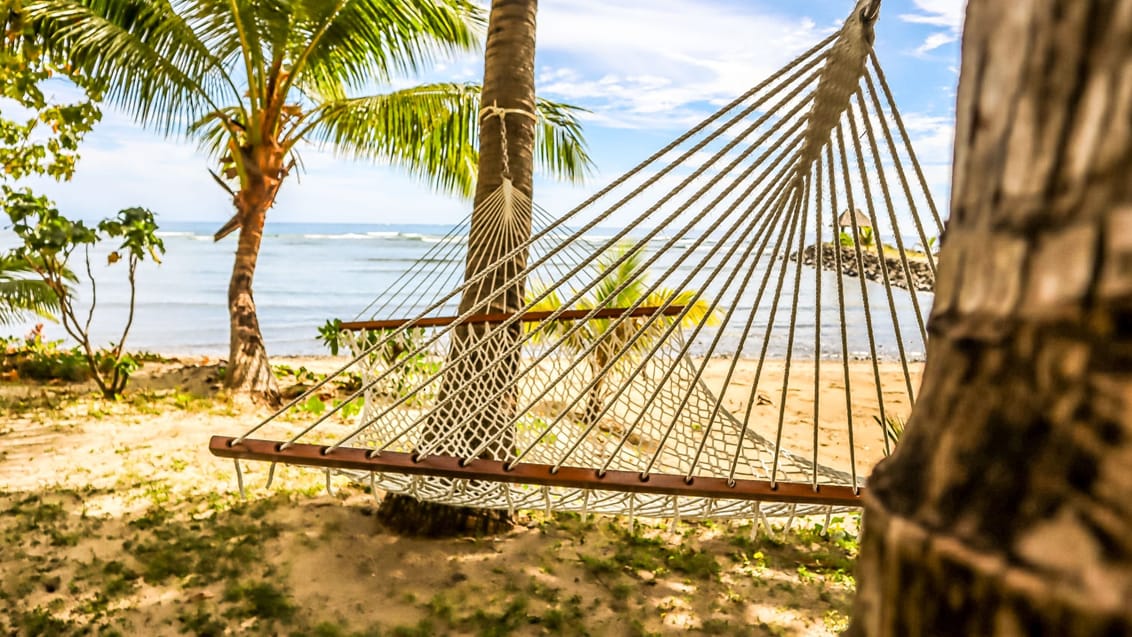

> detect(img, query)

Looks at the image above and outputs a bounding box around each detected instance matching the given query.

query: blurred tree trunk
[848,1,1132,634]
[379,0,537,537]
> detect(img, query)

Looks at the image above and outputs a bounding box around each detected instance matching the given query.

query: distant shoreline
[3,224,929,360]
[791,243,936,292]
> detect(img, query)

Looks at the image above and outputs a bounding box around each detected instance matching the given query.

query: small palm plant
[0,252,63,325]
[839,225,876,248]
[877,414,906,451]
[528,244,718,427]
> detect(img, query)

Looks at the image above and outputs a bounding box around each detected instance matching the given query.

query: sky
[15,0,967,229]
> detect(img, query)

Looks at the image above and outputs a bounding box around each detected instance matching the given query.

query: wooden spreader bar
[210,436,864,507]
[338,305,688,331]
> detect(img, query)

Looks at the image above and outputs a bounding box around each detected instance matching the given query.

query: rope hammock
[211,0,943,521]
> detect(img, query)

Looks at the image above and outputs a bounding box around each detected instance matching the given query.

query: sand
[702,358,921,480]
[0,355,907,635]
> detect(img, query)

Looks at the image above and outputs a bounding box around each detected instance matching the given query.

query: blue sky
[23,0,966,228]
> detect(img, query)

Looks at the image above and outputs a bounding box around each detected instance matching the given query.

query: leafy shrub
[317,320,437,400]
[3,198,164,397]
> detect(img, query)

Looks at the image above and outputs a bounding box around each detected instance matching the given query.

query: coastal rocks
[792,244,936,292]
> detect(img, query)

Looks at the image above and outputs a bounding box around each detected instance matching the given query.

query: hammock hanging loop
[479,101,537,181]
[860,0,882,22]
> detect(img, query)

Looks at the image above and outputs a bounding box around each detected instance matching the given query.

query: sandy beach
[0,354,908,635]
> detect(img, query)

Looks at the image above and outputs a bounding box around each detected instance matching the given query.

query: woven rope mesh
[225,1,944,519]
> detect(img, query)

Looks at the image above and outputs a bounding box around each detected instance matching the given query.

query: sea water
[0,221,929,360]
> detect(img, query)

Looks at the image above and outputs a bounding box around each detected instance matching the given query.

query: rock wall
[792,244,935,292]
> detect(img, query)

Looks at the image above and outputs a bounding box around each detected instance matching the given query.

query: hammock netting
[212,0,943,520]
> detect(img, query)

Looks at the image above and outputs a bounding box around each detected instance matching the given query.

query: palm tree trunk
[449,0,537,455]
[848,2,1132,633]
[379,0,537,536]
[582,346,610,428]
[582,375,607,428]
[225,172,281,404]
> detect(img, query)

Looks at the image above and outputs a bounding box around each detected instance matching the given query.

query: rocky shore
[792,243,936,292]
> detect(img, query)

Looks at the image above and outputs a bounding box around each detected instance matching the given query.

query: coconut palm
[0,252,62,325]
[376,0,545,537]
[25,0,592,402]
[529,244,718,427]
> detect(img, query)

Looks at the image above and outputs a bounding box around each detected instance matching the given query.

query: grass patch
[389,619,435,637]
[12,607,76,637]
[667,546,720,578]
[5,494,81,547]
[223,580,297,623]
[125,500,282,587]
[578,553,620,577]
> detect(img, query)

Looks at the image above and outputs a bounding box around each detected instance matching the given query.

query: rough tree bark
[224,143,285,405]
[379,0,537,537]
[849,1,1132,634]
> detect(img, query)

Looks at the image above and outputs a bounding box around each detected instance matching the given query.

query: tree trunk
[581,345,611,428]
[224,152,283,405]
[848,2,1132,634]
[446,0,537,455]
[379,0,537,537]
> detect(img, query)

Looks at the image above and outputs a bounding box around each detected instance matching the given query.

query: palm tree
[0,252,62,325]
[529,244,718,428]
[26,0,591,402]
[849,1,1132,633]
[378,0,543,537]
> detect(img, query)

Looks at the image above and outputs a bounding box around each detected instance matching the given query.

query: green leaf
[302,83,592,197]
[317,318,344,356]
[0,251,62,325]
[98,206,164,261]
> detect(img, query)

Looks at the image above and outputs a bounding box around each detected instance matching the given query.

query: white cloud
[534,0,831,130]
[26,133,225,222]
[916,31,957,55]
[900,113,954,165]
[28,125,470,226]
[899,0,967,57]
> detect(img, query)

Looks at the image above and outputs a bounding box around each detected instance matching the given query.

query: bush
[1,330,140,384]
[2,198,163,397]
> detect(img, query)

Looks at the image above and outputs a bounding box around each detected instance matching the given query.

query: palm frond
[533,98,593,184]
[526,242,720,368]
[27,0,238,135]
[294,0,483,101]
[189,106,247,158]
[299,82,482,196]
[590,243,647,308]
[301,82,593,196]
[0,279,59,324]
[220,0,267,123]
[647,289,720,329]
[0,253,61,325]
[525,289,567,343]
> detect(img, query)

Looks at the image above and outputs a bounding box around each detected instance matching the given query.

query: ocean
[0,221,931,361]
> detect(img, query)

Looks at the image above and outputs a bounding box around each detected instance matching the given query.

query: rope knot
[477,100,538,124]
[479,101,537,180]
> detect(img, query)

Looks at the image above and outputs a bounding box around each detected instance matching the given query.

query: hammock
[211,0,941,520]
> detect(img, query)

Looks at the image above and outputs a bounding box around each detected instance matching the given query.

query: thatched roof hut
[837,208,871,230]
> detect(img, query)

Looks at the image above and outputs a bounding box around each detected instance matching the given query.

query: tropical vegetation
[0,253,61,325]
[2,3,164,397]
[2,1,96,327]
[4,192,165,397]
[529,243,718,427]
[839,226,875,248]
[21,0,593,402]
